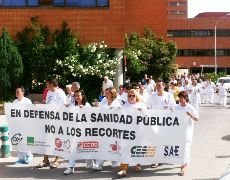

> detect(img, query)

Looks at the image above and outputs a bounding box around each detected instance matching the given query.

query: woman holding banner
[13,86,33,164]
[92,87,121,171]
[118,89,146,177]
[176,91,199,176]
[64,89,93,175]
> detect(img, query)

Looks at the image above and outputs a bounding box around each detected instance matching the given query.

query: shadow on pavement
[0,162,180,179]
[192,179,218,180]
[216,155,230,158]
[221,135,230,141]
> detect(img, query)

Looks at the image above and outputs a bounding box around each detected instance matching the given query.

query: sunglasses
[128,95,136,98]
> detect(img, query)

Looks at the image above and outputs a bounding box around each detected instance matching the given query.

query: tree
[125,28,177,82]
[17,16,51,92]
[52,21,80,86]
[0,28,23,100]
[17,18,80,92]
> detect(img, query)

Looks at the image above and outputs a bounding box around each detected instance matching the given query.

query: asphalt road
[1,103,230,180]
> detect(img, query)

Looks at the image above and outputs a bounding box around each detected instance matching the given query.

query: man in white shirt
[13,86,33,164]
[71,82,80,92]
[36,78,66,169]
[146,80,176,110]
[65,84,75,107]
[217,79,227,107]
[145,80,176,168]
[144,78,154,95]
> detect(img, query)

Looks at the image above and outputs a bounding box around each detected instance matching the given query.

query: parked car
[216,77,230,96]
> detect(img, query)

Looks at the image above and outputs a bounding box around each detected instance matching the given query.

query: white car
[216,77,230,96]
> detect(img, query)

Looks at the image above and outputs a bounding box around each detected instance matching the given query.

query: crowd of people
[12,72,228,177]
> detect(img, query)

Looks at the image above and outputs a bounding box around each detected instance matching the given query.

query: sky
[188,0,230,18]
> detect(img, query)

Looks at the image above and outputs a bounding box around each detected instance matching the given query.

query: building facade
[168,12,230,74]
[0,0,167,48]
[1,0,230,74]
[167,0,187,19]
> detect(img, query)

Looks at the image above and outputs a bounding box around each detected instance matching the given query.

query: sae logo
[163,145,180,157]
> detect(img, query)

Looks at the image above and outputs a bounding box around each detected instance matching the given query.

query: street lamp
[214,13,230,74]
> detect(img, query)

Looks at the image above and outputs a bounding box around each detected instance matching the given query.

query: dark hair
[123,83,131,90]
[16,86,25,93]
[75,89,87,106]
[157,79,164,83]
[46,78,58,87]
[178,91,189,103]
[131,83,139,89]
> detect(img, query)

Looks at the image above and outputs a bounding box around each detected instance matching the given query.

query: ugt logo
[55,138,62,148]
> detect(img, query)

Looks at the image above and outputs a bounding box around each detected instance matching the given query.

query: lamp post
[214,13,230,74]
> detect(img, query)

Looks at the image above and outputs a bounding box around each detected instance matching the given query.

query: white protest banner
[5,103,191,165]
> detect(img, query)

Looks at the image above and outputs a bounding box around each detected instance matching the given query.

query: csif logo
[11,133,23,145]
[130,146,156,157]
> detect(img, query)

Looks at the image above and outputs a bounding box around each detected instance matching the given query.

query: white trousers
[219,95,227,107]
[68,159,94,168]
[94,159,118,167]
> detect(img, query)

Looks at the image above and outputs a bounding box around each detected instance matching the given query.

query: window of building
[0,0,38,6]
[167,29,230,37]
[40,0,52,6]
[97,0,109,6]
[169,2,186,6]
[216,29,230,37]
[169,11,186,15]
[177,49,230,57]
[53,0,109,7]
[0,0,109,7]
[53,0,64,6]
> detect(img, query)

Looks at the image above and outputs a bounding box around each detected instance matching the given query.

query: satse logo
[11,133,23,145]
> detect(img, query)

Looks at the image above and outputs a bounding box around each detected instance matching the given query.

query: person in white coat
[175,91,199,176]
[118,89,146,177]
[92,87,121,171]
[145,80,176,168]
[146,80,176,110]
[13,86,33,164]
[206,79,215,104]
[64,90,93,175]
[188,80,200,112]
[217,80,227,107]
